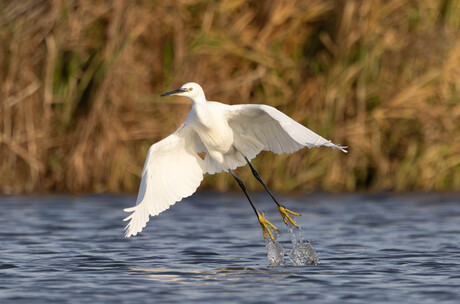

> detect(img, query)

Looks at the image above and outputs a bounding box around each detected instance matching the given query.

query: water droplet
[286,220,320,265]
[263,227,286,266]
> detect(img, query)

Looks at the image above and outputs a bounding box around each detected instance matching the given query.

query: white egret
[124,82,347,241]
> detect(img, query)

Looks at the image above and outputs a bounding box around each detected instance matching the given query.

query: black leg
[244,156,301,227]
[244,156,281,207]
[228,169,278,241]
[228,169,259,217]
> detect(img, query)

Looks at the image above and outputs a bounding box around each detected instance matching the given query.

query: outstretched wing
[123,123,205,237]
[226,104,347,157]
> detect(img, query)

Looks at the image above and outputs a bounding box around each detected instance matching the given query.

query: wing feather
[226,104,347,158]
[123,123,205,237]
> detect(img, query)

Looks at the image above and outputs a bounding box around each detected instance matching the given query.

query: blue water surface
[1,192,460,303]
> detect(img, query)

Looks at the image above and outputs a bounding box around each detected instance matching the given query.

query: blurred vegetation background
[1,0,459,194]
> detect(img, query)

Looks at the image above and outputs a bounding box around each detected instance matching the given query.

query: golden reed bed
[1,0,459,194]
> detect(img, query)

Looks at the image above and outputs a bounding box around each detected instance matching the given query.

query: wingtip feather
[124,230,137,238]
[319,140,348,153]
[123,204,150,238]
[339,145,348,153]
[123,214,134,222]
[124,206,136,212]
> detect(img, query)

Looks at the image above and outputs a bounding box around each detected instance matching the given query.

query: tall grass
[1,0,459,194]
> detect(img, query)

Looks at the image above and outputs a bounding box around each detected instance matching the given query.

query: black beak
[160,88,187,97]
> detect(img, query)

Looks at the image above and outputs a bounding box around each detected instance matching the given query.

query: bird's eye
[187,88,193,92]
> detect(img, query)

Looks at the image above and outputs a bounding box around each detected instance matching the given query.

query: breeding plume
[124,82,347,240]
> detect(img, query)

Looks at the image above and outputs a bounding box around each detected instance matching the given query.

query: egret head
[161,82,205,101]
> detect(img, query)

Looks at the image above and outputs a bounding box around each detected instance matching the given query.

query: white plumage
[124,82,347,237]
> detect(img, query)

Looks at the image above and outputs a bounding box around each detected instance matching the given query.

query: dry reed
[1,0,459,194]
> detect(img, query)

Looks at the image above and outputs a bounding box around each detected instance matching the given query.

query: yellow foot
[258,211,278,242]
[278,205,301,227]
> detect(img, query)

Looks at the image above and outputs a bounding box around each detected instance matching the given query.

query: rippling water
[1,192,460,303]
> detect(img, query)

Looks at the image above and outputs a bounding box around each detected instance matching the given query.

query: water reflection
[129,266,284,284]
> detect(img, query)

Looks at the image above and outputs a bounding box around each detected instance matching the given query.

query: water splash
[261,211,319,266]
[286,221,320,265]
[263,225,286,266]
